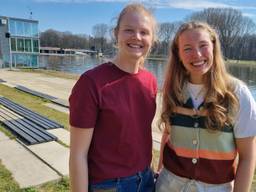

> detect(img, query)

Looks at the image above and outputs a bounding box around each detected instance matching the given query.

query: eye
[140,30,149,36]
[124,28,133,33]
[200,43,208,48]
[184,47,192,52]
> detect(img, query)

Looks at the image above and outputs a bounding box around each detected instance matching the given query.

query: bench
[0,106,57,145]
[15,85,69,108]
[0,96,63,129]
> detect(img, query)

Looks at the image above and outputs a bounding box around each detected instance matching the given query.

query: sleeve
[69,74,99,128]
[233,83,256,138]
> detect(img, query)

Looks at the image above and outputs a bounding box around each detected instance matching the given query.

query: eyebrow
[183,40,209,47]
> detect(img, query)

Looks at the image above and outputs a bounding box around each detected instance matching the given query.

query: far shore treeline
[40,7,256,61]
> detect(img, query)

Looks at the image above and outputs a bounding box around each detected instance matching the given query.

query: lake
[40,55,256,100]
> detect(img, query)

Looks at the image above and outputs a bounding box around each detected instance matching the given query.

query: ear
[114,28,118,42]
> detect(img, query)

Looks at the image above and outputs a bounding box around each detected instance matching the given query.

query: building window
[31,55,38,67]
[25,39,32,52]
[32,23,39,37]
[11,38,17,51]
[9,20,16,35]
[17,39,24,52]
[24,22,32,37]
[16,21,25,36]
[33,40,39,52]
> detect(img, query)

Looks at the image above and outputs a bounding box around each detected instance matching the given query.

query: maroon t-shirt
[69,62,157,183]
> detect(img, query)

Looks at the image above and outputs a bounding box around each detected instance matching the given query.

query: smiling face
[115,10,154,61]
[178,28,214,84]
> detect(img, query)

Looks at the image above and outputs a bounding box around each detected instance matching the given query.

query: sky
[0,0,256,35]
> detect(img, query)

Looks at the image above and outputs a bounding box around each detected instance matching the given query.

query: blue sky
[1,0,256,35]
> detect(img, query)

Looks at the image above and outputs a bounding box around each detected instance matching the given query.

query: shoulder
[232,78,252,100]
[82,62,113,78]
[140,67,156,80]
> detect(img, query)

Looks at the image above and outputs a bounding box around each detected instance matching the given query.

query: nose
[133,31,142,40]
[193,48,202,58]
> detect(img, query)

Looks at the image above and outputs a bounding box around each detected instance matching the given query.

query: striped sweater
[163,96,237,184]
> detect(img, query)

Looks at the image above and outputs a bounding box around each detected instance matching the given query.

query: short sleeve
[233,82,256,138]
[69,74,99,128]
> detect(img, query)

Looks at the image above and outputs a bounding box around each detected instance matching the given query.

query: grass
[0,160,20,192]
[226,59,256,66]
[20,68,79,80]
[0,84,69,130]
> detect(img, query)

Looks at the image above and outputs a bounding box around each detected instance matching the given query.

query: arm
[69,126,94,192]
[233,136,256,192]
[157,126,169,172]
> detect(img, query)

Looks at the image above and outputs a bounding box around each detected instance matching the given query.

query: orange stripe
[167,142,237,160]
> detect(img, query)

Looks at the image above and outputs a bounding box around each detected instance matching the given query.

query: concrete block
[48,128,70,146]
[27,141,69,176]
[0,140,60,188]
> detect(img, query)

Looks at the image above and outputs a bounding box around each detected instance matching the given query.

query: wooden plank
[15,85,57,100]
[0,106,57,145]
[1,107,56,141]
[0,108,45,143]
[0,97,63,129]
[0,97,58,128]
[0,111,37,145]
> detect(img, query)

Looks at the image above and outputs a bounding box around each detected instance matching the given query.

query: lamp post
[5,32,12,70]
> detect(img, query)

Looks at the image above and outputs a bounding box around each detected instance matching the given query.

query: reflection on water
[228,64,256,99]
[41,55,256,100]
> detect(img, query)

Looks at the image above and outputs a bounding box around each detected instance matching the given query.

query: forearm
[234,136,256,192]
[157,131,169,172]
[233,157,255,192]
[69,155,89,192]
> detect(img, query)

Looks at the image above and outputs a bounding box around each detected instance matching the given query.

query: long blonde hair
[161,21,239,131]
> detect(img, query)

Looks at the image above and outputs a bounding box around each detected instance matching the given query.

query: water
[41,55,256,100]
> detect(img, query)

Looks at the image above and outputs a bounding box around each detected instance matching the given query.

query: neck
[112,55,143,74]
[190,76,204,84]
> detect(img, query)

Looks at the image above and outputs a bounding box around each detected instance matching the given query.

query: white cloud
[165,1,230,10]
[32,0,256,11]
[243,12,256,18]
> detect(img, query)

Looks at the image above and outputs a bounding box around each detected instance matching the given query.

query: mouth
[190,60,207,67]
[127,43,143,49]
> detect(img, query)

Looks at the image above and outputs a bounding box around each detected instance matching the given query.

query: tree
[189,8,256,58]
[40,29,62,47]
[92,23,108,52]
[158,22,180,55]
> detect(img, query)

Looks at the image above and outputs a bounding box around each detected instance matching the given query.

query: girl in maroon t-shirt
[69,3,158,192]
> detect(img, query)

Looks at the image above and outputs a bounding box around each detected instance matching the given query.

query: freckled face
[178,29,214,84]
[115,11,154,61]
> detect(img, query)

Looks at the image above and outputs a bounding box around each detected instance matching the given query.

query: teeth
[192,61,205,66]
[128,44,142,48]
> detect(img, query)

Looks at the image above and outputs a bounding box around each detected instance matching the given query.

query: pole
[9,37,12,70]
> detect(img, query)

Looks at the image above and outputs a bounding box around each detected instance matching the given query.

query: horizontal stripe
[170,114,233,132]
[167,142,237,160]
[170,125,236,152]
[163,144,236,184]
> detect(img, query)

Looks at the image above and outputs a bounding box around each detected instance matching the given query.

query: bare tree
[40,29,62,47]
[92,23,109,52]
[189,8,256,58]
[158,22,179,55]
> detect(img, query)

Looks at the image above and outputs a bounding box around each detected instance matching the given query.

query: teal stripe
[170,125,236,152]
[170,114,233,133]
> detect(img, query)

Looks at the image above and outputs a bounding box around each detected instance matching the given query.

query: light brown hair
[161,21,239,131]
